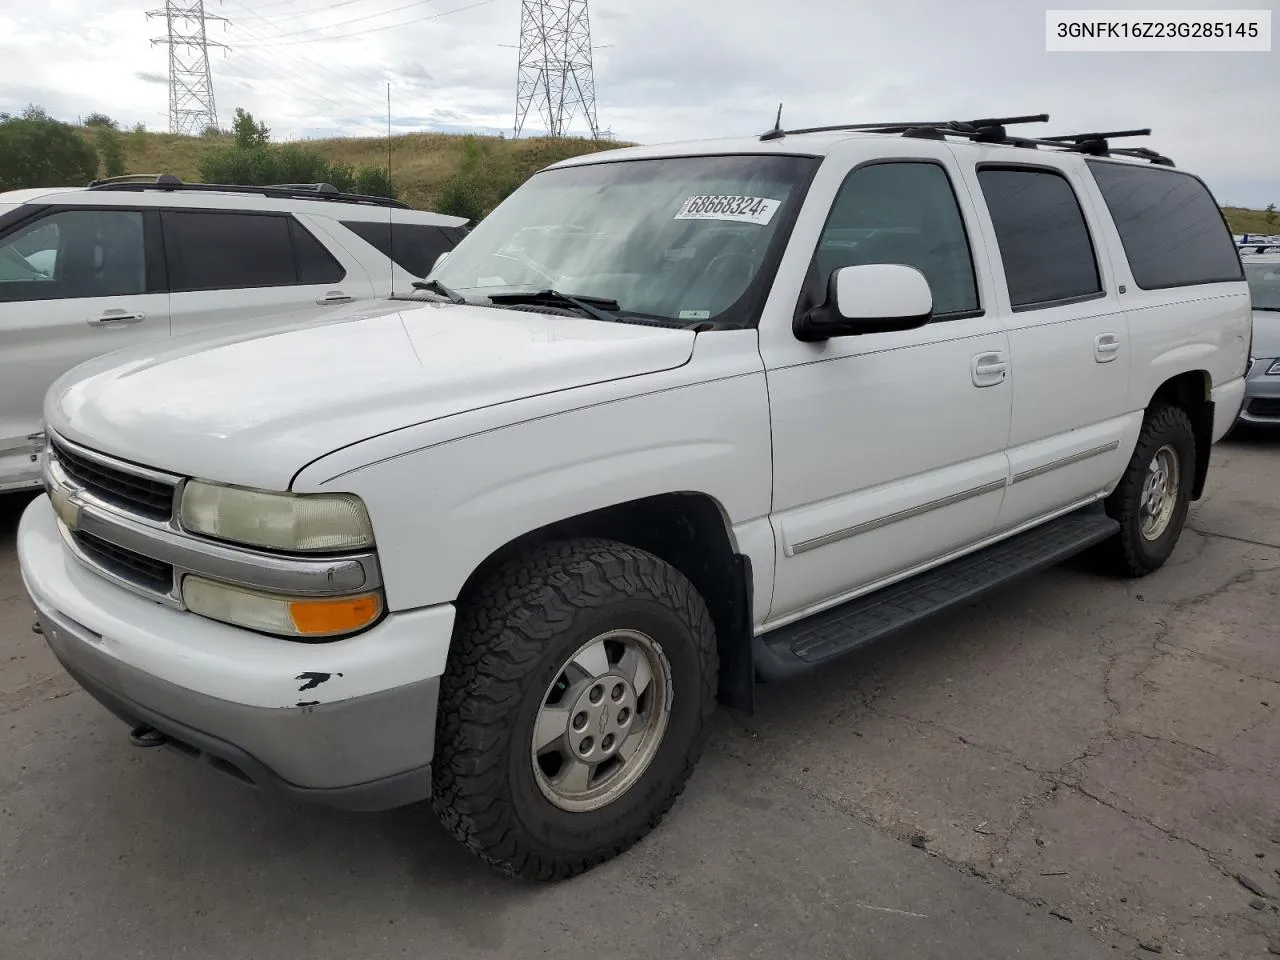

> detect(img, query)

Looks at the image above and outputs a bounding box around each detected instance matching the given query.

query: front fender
[291,332,774,614]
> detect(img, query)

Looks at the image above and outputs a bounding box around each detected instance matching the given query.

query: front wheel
[1099,404,1197,577]
[430,538,718,879]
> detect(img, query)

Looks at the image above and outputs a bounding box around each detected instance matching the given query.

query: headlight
[182,575,383,638]
[1268,360,1280,376]
[178,481,374,552]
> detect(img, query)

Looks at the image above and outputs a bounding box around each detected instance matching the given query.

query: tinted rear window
[976,167,1102,310]
[163,211,296,291]
[341,220,460,278]
[1086,160,1243,290]
[289,218,346,284]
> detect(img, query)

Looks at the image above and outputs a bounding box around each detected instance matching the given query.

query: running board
[753,503,1119,681]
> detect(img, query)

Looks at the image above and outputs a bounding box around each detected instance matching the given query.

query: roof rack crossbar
[757,112,1175,166]
[759,113,1050,141]
[85,176,409,208]
[1040,128,1152,143]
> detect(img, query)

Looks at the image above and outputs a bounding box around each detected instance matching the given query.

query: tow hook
[129,724,167,748]
[31,621,42,635]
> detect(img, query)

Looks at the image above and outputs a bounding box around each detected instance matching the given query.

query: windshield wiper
[486,288,621,324]
[411,278,466,304]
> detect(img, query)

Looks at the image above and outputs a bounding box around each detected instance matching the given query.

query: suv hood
[46,300,695,490]
[1252,309,1280,359]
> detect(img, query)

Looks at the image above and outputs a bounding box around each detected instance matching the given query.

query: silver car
[1240,251,1280,427]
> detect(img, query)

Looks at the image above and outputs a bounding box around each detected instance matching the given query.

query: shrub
[84,112,117,129]
[274,143,333,185]
[354,165,395,199]
[436,175,485,223]
[0,107,99,190]
[94,125,126,178]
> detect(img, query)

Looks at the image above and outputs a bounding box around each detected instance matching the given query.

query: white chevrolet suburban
[17,115,1251,879]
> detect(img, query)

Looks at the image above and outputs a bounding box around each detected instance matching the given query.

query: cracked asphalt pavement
[2,432,1278,959]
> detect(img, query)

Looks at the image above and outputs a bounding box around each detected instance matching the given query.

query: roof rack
[758,111,1176,166]
[84,174,409,208]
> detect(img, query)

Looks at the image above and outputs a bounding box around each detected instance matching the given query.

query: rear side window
[289,219,346,284]
[162,211,295,291]
[977,167,1102,310]
[1086,160,1243,289]
[340,220,459,278]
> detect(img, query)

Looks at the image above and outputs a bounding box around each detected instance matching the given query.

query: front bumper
[19,494,457,811]
[1238,358,1280,425]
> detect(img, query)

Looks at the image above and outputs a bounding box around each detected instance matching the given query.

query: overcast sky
[1,0,1276,207]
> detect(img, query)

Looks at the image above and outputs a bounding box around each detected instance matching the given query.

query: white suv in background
[0,175,468,493]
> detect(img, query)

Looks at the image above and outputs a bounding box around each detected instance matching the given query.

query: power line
[230,0,442,42]
[220,0,396,116]
[230,0,365,21]
[233,0,496,47]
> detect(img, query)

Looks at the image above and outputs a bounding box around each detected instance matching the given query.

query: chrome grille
[72,530,174,595]
[50,436,176,521]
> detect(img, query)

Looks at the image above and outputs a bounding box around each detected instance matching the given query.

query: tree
[231,107,270,149]
[1266,203,1276,226]
[0,108,99,190]
[94,124,126,178]
[84,112,117,129]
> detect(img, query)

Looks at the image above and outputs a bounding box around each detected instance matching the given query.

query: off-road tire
[430,537,718,879]
[1099,404,1197,577]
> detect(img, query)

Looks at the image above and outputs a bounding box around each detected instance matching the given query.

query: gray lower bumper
[1239,361,1280,424]
[32,600,438,812]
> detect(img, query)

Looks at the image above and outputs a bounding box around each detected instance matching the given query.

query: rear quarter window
[340,220,460,278]
[1085,160,1243,290]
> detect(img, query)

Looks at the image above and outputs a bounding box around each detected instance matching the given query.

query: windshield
[428,153,817,326]
[1245,261,1280,311]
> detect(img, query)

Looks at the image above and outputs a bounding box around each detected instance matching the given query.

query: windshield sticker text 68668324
[674,195,781,225]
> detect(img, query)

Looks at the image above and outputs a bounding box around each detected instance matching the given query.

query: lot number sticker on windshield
[674,195,780,225]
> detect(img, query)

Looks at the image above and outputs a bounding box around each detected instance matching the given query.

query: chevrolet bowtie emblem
[50,485,80,531]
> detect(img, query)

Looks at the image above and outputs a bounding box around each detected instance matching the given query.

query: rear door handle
[971,351,1008,387]
[87,309,145,326]
[1095,332,1120,362]
[316,291,354,304]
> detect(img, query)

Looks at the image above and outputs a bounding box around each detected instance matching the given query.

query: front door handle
[1094,332,1120,363]
[316,291,354,304]
[87,309,145,326]
[971,351,1008,387]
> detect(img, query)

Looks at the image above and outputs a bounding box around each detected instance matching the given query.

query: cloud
[0,0,1275,205]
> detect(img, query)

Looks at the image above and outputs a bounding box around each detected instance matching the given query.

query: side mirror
[795,263,933,342]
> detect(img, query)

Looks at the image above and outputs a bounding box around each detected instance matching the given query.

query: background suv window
[340,220,464,278]
[976,167,1102,310]
[0,210,146,301]
[813,161,980,318]
[162,211,344,291]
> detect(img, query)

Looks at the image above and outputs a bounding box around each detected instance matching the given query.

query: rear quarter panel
[1073,167,1251,422]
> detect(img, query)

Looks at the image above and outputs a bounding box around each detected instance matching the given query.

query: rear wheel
[430,538,718,879]
[1099,404,1197,576]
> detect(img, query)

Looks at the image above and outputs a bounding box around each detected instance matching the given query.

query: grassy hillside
[88,127,1276,232]
[1224,206,1278,236]
[98,127,627,211]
